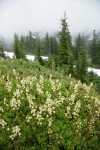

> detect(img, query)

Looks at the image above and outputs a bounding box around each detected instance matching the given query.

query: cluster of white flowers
[48,118,53,127]
[68,94,76,105]
[49,79,56,92]
[36,111,44,125]
[65,92,78,119]
[21,76,36,90]
[48,128,52,135]
[88,117,96,133]
[10,125,21,140]
[5,79,12,92]
[10,97,21,110]
[95,97,100,106]
[45,92,56,115]
[74,83,79,93]
[0,106,3,112]
[3,98,9,108]
[73,100,81,117]
[36,75,44,95]
[36,83,44,95]
[94,98,100,117]
[10,88,22,110]
[26,115,32,123]
[4,98,7,105]
[49,78,62,92]
[75,118,82,131]
[84,95,89,100]
[83,83,91,94]
[27,93,45,125]
[0,118,7,128]
[39,75,44,85]
[86,103,92,114]
[27,93,37,117]
[65,106,71,118]
[13,69,16,75]
[13,89,21,98]
[16,83,21,89]
[58,92,65,104]
[0,107,3,117]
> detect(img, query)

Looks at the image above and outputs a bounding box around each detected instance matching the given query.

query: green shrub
[0,58,100,150]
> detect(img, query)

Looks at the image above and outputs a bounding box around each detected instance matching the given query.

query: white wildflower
[0,106,3,112]
[48,118,53,127]
[0,118,7,128]
[10,125,21,140]
[10,97,21,110]
[13,69,16,75]
[73,100,81,117]
[36,83,43,95]
[13,89,20,98]
[26,115,32,123]
[5,81,12,92]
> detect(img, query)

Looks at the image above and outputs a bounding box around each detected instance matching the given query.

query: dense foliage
[0,58,100,150]
[0,41,5,58]
[14,34,26,59]
[89,30,100,66]
[74,34,88,82]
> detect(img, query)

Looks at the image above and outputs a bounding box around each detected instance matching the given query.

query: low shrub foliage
[0,58,100,150]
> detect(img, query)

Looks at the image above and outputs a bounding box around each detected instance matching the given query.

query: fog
[0,0,100,41]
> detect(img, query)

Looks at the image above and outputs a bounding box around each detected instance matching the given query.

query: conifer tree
[89,30,100,66]
[0,41,5,57]
[49,36,59,55]
[44,32,50,56]
[96,39,100,66]
[19,36,26,59]
[35,38,44,65]
[75,34,88,82]
[14,34,26,59]
[90,30,97,64]
[59,13,72,62]
[14,33,20,58]
[59,12,74,73]
[59,13,69,64]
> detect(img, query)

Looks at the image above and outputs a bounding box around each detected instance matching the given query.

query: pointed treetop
[64,11,66,19]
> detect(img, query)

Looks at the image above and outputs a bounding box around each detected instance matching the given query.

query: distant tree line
[0,13,100,83]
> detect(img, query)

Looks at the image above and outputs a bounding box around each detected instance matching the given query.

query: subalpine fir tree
[14,34,26,59]
[26,31,35,54]
[89,30,100,66]
[59,12,74,73]
[35,38,44,65]
[44,32,50,56]
[96,39,100,66]
[0,41,5,57]
[75,34,88,82]
[14,33,20,58]
[49,36,59,55]
[90,30,97,64]
[19,36,26,59]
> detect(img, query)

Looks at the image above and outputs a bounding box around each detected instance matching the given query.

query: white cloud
[0,0,100,41]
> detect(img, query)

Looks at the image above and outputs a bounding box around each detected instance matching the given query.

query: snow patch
[88,67,100,76]
[4,51,48,61]
[4,51,15,59]
[26,55,35,61]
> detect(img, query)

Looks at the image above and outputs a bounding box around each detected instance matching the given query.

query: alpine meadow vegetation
[0,58,100,150]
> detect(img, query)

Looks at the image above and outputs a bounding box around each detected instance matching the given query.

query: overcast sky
[0,0,100,41]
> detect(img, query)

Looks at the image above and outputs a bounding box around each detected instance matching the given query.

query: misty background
[0,0,100,45]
